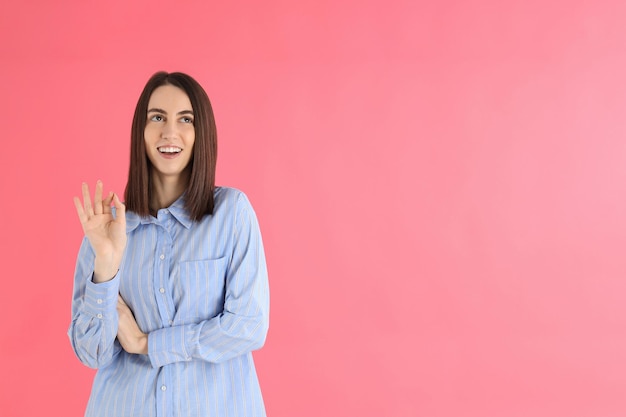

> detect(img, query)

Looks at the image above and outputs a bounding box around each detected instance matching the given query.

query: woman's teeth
[158,146,182,153]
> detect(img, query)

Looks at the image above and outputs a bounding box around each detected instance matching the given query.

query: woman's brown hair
[124,71,217,221]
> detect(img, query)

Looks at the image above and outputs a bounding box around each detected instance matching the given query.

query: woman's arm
[67,238,123,368]
[146,192,270,367]
[68,181,127,368]
[116,295,148,354]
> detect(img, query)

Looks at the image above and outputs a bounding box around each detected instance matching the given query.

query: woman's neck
[150,171,190,212]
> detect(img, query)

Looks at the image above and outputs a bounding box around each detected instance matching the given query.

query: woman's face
[144,85,196,182]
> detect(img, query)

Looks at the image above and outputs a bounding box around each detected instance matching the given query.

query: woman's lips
[157,146,182,159]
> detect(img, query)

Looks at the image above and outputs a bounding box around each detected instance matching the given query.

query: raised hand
[73,181,127,282]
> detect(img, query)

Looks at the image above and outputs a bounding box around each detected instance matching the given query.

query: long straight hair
[124,71,217,221]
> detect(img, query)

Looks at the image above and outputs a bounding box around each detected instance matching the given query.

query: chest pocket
[173,257,228,324]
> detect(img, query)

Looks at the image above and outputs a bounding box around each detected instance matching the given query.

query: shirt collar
[125,194,193,232]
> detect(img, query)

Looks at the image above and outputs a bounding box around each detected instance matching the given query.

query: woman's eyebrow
[147,108,167,114]
[147,108,194,116]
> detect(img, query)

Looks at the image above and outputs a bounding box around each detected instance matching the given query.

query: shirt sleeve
[67,237,122,369]
[148,192,270,368]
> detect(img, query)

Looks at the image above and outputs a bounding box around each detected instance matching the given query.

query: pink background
[2,1,626,416]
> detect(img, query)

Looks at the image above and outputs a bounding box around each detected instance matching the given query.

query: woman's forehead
[148,85,193,111]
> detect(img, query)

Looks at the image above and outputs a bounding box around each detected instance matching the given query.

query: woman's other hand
[116,295,148,355]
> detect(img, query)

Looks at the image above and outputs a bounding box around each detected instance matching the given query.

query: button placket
[154,223,175,328]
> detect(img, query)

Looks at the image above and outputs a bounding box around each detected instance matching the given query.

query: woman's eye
[149,114,164,122]
[181,117,194,124]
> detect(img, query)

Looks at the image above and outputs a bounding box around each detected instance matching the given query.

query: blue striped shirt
[68,187,269,417]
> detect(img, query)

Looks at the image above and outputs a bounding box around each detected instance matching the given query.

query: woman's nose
[160,120,179,138]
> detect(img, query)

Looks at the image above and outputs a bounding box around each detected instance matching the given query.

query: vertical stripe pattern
[68,187,269,417]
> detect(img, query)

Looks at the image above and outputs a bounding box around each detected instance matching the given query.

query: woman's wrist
[93,269,118,283]
[93,258,120,282]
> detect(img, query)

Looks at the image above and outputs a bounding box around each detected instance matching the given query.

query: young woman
[69,72,269,417]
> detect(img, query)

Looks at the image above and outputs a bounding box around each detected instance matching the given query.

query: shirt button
[159,288,165,294]
[159,254,165,260]
[96,299,103,304]
[161,385,167,391]
[97,314,103,319]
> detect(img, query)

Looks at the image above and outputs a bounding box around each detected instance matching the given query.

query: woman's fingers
[76,182,119,222]
[103,191,114,214]
[81,182,94,217]
[113,192,126,222]
[73,196,87,224]
[94,180,104,215]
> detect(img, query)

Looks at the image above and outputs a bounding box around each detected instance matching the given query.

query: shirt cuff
[148,325,193,368]
[82,273,121,319]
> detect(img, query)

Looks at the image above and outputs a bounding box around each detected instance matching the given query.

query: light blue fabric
[68,187,269,417]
